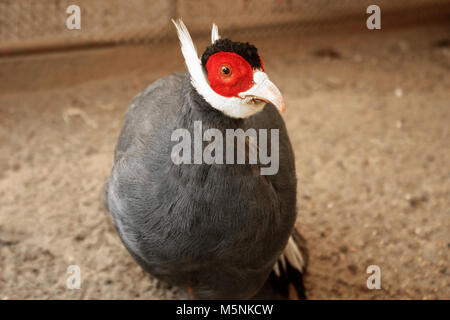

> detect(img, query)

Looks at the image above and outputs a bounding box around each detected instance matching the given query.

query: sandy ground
[0,23,449,300]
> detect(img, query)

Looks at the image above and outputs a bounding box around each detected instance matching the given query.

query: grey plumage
[104,72,303,299]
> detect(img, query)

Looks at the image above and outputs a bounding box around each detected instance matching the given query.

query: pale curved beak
[239,72,286,114]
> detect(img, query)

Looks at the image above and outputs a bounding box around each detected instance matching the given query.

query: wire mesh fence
[0,0,449,55]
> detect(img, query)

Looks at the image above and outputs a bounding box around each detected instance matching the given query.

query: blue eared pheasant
[103,20,308,299]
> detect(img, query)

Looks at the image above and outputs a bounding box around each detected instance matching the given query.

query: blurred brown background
[0,0,449,299]
[1,0,449,55]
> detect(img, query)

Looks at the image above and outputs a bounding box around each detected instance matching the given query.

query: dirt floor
[0,22,449,300]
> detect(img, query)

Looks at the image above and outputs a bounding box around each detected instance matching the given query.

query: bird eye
[219,64,232,77]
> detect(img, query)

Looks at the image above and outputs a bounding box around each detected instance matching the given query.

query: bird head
[173,19,285,119]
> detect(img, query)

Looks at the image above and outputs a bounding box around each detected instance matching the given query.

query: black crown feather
[201,38,262,69]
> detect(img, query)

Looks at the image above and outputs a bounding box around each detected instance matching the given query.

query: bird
[103,19,308,300]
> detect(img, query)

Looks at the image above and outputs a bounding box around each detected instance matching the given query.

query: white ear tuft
[171,19,205,92]
[211,23,220,44]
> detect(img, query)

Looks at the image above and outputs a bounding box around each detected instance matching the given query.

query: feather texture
[211,23,220,44]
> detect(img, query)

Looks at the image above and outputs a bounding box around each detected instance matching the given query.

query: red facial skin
[206,52,255,97]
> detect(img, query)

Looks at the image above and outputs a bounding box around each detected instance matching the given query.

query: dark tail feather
[253,228,308,300]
